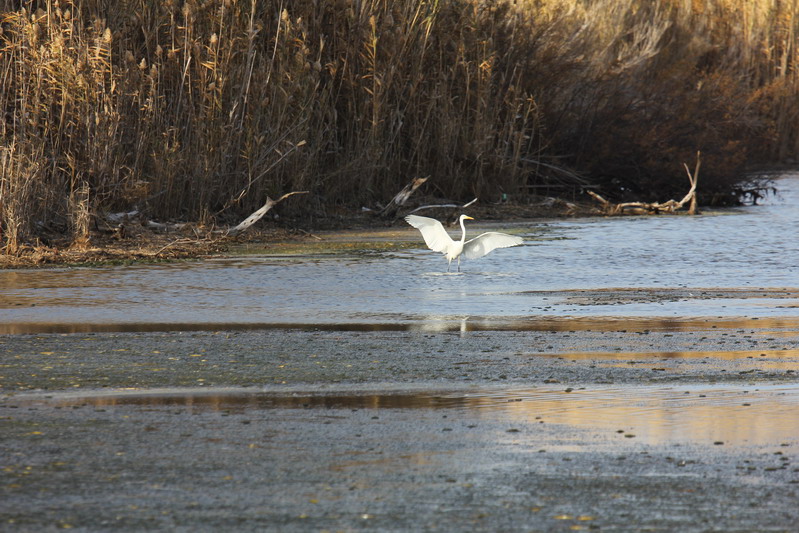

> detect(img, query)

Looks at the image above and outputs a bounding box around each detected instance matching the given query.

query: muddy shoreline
[0,200,576,269]
[2,324,799,391]
[2,316,799,531]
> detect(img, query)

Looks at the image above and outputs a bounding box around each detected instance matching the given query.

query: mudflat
[2,314,799,532]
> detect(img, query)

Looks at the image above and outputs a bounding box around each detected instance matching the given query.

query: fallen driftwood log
[588,152,700,215]
[377,177,480,222]
[214,139,307,218]
[379,177,428,217]
[106,191,307,240]
[224,191,308,236]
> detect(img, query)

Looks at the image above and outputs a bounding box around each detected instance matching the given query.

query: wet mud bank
[2,321,799,390]
[2,383,798,532]
[2,319,799,531]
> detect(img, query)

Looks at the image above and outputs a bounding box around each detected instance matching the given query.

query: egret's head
[462,215,474,221]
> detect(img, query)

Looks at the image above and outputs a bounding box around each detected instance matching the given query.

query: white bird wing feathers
[404,215,453,253]
[405,214,523,260]
[463,232,523,259]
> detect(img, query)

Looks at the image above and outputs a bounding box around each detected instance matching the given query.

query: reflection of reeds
[46,386,799,446]
[2,0,799,250]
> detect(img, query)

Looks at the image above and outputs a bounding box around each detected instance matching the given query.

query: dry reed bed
[1,0,798,252]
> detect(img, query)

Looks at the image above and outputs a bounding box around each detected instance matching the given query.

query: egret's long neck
[459,218,467,243]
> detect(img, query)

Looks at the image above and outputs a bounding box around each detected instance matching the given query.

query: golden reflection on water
[543,349,799,371]
[493,388,799,447]
[38,385,799,447]
[3,316,799,335]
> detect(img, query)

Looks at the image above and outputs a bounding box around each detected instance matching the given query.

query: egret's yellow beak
[463,216,474,220]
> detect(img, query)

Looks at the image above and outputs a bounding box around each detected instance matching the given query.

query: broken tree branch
[588,152,701,216]
[224,191,308,236]
[682,151,701,215]
[407,197,478,215]
[379,177,429,217]
[213,137,307,218]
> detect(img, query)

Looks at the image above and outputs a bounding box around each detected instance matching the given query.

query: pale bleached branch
[588,152,700,215]
[225,191,308,236]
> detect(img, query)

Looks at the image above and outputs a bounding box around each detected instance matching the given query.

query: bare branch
[408,198,478,215]
[587,152,700,216]
[380,177,429,217]
[225,191,308,236]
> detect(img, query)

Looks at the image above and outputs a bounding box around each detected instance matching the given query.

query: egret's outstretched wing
[405,214,454,253]
[463,232,523,259]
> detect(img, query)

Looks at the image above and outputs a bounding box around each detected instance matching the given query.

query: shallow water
[19,383,799,447]
[0,175,797,333]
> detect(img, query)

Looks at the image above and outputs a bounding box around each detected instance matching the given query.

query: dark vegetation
[2,0,798,253]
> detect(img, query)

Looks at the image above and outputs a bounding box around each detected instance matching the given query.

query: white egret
[405,214,523,272]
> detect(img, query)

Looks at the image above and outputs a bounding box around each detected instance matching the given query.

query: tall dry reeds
[517,0,787,201]
[2,0,799,251]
